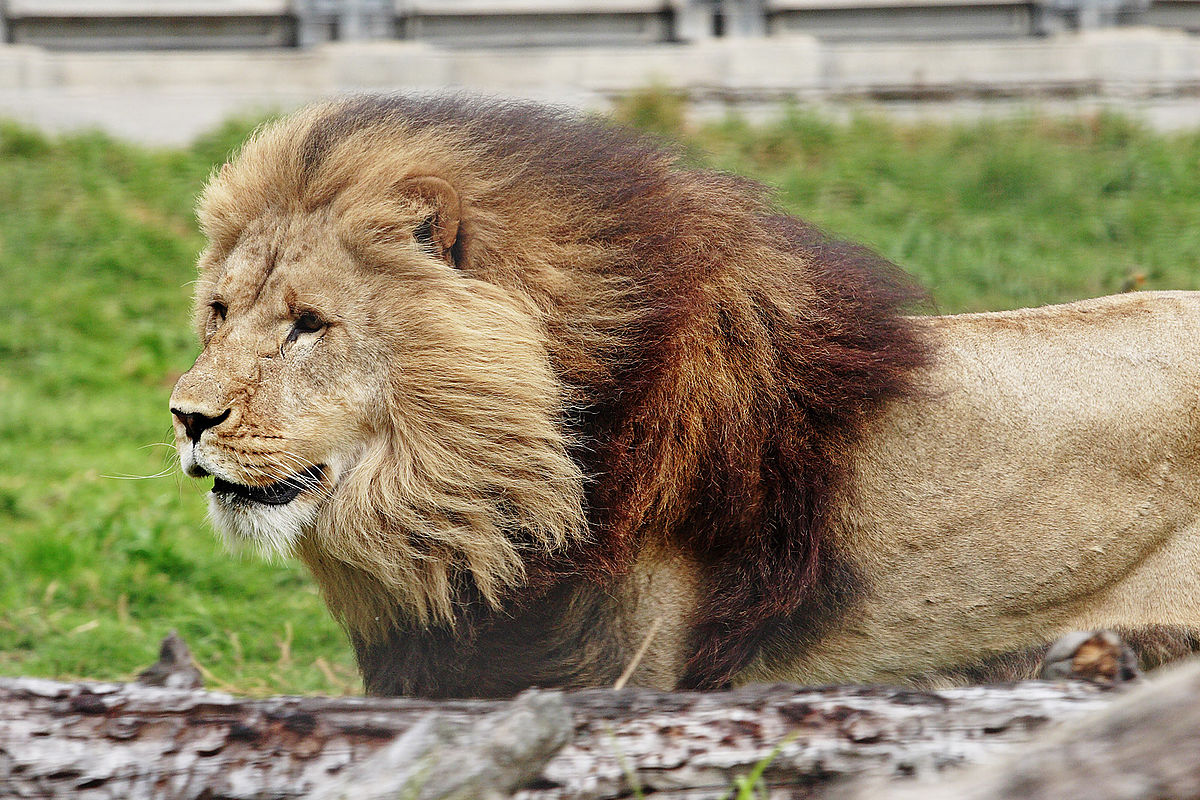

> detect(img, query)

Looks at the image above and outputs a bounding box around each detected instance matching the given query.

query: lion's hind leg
[1039,625,1200,685]
[1038,630,1141,686]
[911,626,1200,689]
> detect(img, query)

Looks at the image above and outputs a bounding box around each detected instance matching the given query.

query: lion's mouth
[212,464,326,506]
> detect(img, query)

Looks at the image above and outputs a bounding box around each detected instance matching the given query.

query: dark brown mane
[299,95,931,691]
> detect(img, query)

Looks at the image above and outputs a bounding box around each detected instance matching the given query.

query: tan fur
[172,98,1200,695]
[745,291,1200,685]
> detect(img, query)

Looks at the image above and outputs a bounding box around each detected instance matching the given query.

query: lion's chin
[209,492,319,559]
[201,454,359,559]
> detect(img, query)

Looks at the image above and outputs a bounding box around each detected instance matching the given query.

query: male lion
[170,96,1200,697]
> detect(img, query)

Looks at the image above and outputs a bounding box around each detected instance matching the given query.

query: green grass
[4,102,1200,695]
[0,118,357,695]
[688,108,1200,311]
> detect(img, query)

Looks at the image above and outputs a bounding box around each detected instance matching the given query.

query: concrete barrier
[6,0,1200,51]
[3,1,298,50]
[3,30,1200,143]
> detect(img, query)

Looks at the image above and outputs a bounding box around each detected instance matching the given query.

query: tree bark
[835,658,1200,800]
[306,690,572,800]
[0,673,1136,800]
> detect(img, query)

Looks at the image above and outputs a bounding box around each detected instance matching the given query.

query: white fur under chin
[208,493,317,560]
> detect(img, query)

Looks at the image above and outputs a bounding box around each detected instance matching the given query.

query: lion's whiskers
[276,451,336,501]
[237,451,335,503]
[102,466,179,481]
[104,436,181,480]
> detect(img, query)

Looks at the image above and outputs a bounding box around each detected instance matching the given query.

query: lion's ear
[402,176,461,268]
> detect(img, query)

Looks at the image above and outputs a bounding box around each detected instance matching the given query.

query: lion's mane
[198,96,929,691]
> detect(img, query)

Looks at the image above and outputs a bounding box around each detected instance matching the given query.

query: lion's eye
[295,311,324,332]
[211,301,227,321]
[287,311,326,343]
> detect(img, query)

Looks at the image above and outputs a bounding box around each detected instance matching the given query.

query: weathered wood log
[0,674,1127,800]
[836,657,1200,800]
[306,690,572,800]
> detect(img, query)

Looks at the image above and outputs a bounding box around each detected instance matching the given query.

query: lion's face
[172,154,587,629]
[169,212,390,555]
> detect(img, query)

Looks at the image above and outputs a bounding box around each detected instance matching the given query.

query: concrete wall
[3,1,299,49]
[3,29,1200,144]
[766,1,1036,41]
[6,0,1200,49]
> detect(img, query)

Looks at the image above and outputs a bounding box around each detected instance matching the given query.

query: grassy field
[4,102,1200,696]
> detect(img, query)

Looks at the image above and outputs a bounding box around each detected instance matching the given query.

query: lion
[170,95,1200,697]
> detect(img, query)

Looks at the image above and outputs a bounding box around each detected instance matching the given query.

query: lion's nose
[171,407,231,443]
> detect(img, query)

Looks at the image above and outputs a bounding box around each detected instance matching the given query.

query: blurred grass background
[3,92,1200,695]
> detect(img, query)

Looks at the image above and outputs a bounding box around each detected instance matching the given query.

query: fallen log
[0,673,1126,800]
[836,657,1200,800]
[307,690,572,800]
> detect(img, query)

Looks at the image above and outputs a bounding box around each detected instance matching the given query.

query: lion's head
[169,100,590,634]
[172,96,925,694]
